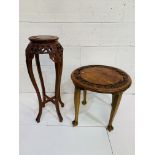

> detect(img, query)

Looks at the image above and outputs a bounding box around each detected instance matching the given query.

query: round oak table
[71,65,132,131]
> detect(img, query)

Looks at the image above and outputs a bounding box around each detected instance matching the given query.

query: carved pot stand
[71,65,132,131]
[25,35,64,123]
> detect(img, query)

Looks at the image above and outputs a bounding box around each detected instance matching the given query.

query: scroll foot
[107,125,114,132]
[72,120,78,127]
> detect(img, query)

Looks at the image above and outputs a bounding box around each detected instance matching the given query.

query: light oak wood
[72,87,81,126]
[71,65,131,131]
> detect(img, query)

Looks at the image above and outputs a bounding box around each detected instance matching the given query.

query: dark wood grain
[26,35,64,123]
[29,35,59,43]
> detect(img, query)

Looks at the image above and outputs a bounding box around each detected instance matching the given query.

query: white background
[2,0,155,155]
[19,1,135,155]
[19,0,135,95]
[20,0,135,155]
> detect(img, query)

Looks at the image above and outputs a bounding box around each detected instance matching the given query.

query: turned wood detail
[25,35,64,123]
[71,65,132,132]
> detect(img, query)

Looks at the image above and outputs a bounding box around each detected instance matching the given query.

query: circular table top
[29,35,59,43]
[71,65,132,93]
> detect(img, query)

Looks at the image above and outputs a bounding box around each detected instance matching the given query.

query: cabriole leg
[107,92,123,132]
[26,53,43,123]
[54,62,63,122]
[72,87,81,126]
[56,60,64,107]
[82,90,87,105]
[35,54,46,107]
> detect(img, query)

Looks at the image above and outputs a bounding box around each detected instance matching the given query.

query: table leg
[56,60,64,107]
[26,53,42,123]
[72,87,81,126]
[82,90,87,105]
[107,92,123,131]
[54,62,63,122]
[35,54,46,107]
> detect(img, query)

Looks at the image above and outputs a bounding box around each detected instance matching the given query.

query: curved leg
[58,60,64,107]
[35,54,46,107]
[82,90,87,105]
[26,53,42,123]
[54,62,63,122]
[72,87,81,126]
[107,92,123,132]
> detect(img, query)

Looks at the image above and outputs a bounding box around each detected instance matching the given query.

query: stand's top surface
[29,35,59,43]
[71,65,132,93]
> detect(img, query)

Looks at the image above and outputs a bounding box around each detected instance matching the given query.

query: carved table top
[26,35,63,62]
[29,35,59,43]
[71,65,132,93]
